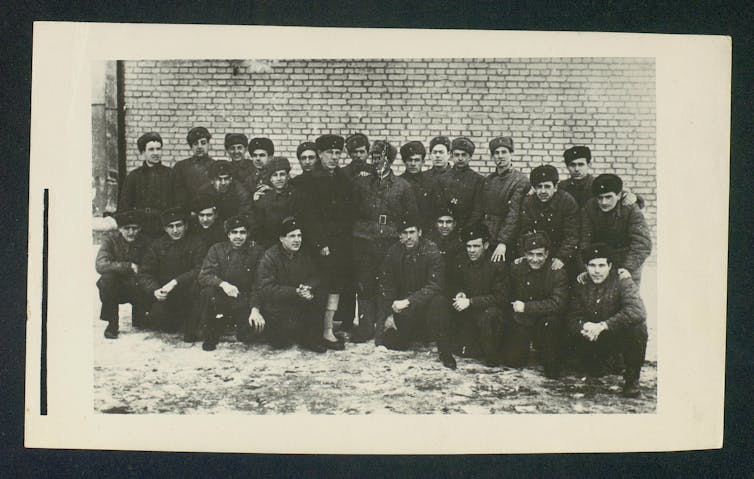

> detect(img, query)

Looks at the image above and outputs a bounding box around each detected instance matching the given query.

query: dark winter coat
[472,168,530,246]
[196,180,253,222]
[118,161,175,213]
[379,237,445,310]
[188,217,227,255]
[257,244,322,315]
[253,185,302,249]
[137,234,205,293]
[559,174,595,208]
[436,165,484,228]
[303,167,353,251]
[448,249,510,310]
[342,160,375,181]
[352,170,418,241]
[509,258,569,327]
[197,239,265,307]
[172,155,214,208]
[400,171,442,232]
[567,269,647,334]
[95,232,149,276]
[519,189,580,262]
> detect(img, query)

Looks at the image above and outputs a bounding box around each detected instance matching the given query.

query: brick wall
[121,58,656,238]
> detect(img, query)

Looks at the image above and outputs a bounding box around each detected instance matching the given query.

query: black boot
[104,319,119,339]
[439,352,457,370]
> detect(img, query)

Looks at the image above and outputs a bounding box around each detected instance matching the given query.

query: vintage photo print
[26,23,729,453]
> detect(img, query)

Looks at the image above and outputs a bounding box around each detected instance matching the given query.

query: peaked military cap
[160,206,188,226]
[224,215,249,234]
[279,216,301,237]
[591,173,623,196]
[530,164,559,186]
[400,141,427,160]
[186,126,211,146]
[461,222,490,243]
[429,135,451,152]
[296,141,318,159]
[315,134,345,152]
[370,140,397,162]
[451,137,475,155]
[489,136,514,153]
[345,133,370,152]
[113,210,143,228]
[248,137,275,156]
[563,145,592,165]
[137,132,163,152]
[581,242,614,264]
[224,133,249,149]
[520,230,551,252]
[207,160,233,179]
[268,156,291,174]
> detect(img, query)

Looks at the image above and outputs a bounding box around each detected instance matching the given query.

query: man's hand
[452,295,471,312]
[253,184,272,201]
[576,271,588,285]
[491,243,506,263]
[551,258,565,270]
[580,321,607,342]
[621,190,637,206]
[154,289,168,301]
[392,299,410,313]
[617,268,632,280]
[248,308,265,333]
[296,284,314,301]
[130,263,139,274]
[161,279,178,294]
[511,300,525,313]
[220,281,240,298]
[384,314,397,331]
[319,246,330,256]
[513,256,525,265]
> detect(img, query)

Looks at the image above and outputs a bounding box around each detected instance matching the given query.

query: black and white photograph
[25,24,729,454]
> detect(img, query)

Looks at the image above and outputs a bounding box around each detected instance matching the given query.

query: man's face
[212,174,232,194]
[534,181,557,203]
[371,151,388,173]
[349,146,369,163]
[451,150,471,168]
[465,238,487,262]
[400,226,421,249]
[320,148,341,171]
[190,137,209,158]
[226,143,246,162]
[270,170,289,191]
[251,149,270,169]
[525,247,549,270]
[227,226,248,248]
[142,141,162,166]
[197,207,217,229]
[492,146,512,170]
[280,229,303,252]
[298,150,317,172]
[165,220,186,241]
[119,224,141,243]
[597,191,620,212]
[586,258,612,284]
[436,215,456,237]
[566,158,590,180]
[430,144,449,168]
[404,154,423,174]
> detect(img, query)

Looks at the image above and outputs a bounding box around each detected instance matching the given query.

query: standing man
[399,140,441,232]
[245,136,275,199]
[305,134,353,349]
[379,217,456,369]
[198,160,253,222]
[188,195,227,254]
[95,210,149,339]
[137,207,205,335]
[472,136,530,263]
[425,135,452,178]
[289,141,320,208]
[342,133,374,181]
[197,215,266,351]
[118,132,175,238]
[351,140,418,343]
[505,231,569,378]
[580,174,652,286]
[447,223,510,366]
[568,243,648,397]
[518,164,580,273]
[173,126,214,208]
[437,137,484,230]
[224,133,256,187]
[257,217,327,353]
[253,157,301,249]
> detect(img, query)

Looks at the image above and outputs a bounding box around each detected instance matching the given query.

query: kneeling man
[378,217,456,369]
[198,215,266,351]
[568,243,648,397]
[448,223,510,366]
[505,231,569,378]
[257,217,327,353]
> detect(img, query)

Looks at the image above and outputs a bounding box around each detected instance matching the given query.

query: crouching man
[198,215,266,351]
[447,223,510,366]
[95,210,149,339]
[138,207,205,335]
[257,217,327,353]
[378,217,456,369]
[505,231,569,378]
[568,243,648,397]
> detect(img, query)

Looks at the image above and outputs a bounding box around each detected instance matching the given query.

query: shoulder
[556,189,578,206]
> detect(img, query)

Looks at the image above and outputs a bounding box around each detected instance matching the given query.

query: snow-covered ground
[93,244,657,415]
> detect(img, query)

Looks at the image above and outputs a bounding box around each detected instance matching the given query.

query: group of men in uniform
[96,126,653,397]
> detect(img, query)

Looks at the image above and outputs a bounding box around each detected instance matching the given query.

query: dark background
[2,1,751,476]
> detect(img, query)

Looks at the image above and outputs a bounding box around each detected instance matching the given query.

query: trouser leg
[537,315,563,378]
[500,318,533,368]
[620,324,648,385]
[454,310,480,356]
[199,287,224,345]
[425,295,453,354]
[231,293,257,343]
[96,275,122,323]
[477,306,504,363]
